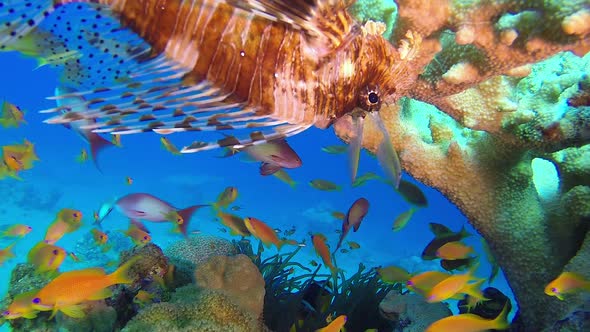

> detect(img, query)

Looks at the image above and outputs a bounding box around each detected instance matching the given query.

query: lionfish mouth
[347,109,402,189]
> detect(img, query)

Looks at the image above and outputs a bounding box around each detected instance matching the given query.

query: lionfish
[0,0,406,186]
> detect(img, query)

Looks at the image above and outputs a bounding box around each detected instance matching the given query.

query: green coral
[122,286,261,332]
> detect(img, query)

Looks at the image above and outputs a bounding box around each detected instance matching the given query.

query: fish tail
[109,255,142,285]
[0,0,57,49]
[176,205,208,237]
[492,302,511,330]
[88,133,115,171]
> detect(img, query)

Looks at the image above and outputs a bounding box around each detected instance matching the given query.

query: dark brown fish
[1,0,404,171]
[334,197,369,252]
[422,226,471,260]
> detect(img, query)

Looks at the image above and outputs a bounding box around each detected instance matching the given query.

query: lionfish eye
[32,298,41,304]
[368,92,379,104]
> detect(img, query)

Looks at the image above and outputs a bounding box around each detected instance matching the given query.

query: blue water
[0,49,516,328]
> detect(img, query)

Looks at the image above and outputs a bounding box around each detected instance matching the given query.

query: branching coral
[335,1,590,330]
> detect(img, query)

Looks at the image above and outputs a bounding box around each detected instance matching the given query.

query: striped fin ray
[31,2,313,152]
[224,0,358,57]
[180,123,313,153]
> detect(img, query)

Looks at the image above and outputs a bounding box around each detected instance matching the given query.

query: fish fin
[224,0,359,58]
[0,1,57,50]
[87,288,113,301]
[109,255,142,285]
[176,205,208,237]
[87,133,115,171]
[428,222,453,237]
[492,302,510,329]
[130,220,150,234]
[60,304,86,319]
[370,112,402,189]
[180,124,312,154]
[22,311,39,319]
[347,115,364,183]
[260,162,282,176]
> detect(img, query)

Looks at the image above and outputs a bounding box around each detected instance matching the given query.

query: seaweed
[244,241,401,332]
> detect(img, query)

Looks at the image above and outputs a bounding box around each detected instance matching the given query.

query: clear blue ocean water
[0,48,516,330]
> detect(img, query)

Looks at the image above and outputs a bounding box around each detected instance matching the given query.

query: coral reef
[122,286,263,332]
[164,234,237,287]
[378,291,451,332]
[194,254,265,320]
[336,1,590,329]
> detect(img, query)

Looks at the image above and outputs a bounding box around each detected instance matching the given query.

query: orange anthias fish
[0,242,16,266]
[126,176,133,185]
[221,139,303,176]
[436,241,475,260]
[335,198,369,252]
[0,224,33,238]
[44,209,83,244]
[217,211,250,237]
[407,271,452,297]
[244,217,290,250]
[1,140,39,175]
[0,101,26,128]
[31,256,141,318]
[2,290,39,320]
[316,314,347,332]
[91,228,108,245]
[27,242,67,274]
[544,271,590,300]
[426,264,481,303]
[312,234,338,277]
[122,223,152,246]
[425,303,510,332]
[19,0,404,184]
[212,187,238,211]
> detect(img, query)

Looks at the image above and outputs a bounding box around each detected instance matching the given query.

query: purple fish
[101,193,207,236]
[334,198,370,253]
[220,139,302,176]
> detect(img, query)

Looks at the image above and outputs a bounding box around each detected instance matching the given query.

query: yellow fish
[126,176,133,185]
[309,179,341,191]
[27,242,66,274]
[347,241,360,250]
[407,271,452,297]
[111,134,122,147]
[213,186,238,210]
[2,290,39,320]
[312,234,338,277]
[44,209,83,244]
[76,148,88,163]
[217,211,250,236]
[376,265,412,284]
[244,217,289,250]
[544,271,590,300]
[31,256,140,318]
[436,241,474,260]
[425,303,510,332]
[0,242,16,266]
[0,224,32,238]
[160,137,181,155]
[0,101,26,128]
[272,169,297,188]
[133,290,155,307]
[122,224,151,246]
[91,228,109,245]
[392,208,416,232]
[426,264,481,303]
[316,314,347,332]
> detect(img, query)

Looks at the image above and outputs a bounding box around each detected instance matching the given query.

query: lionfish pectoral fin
[369,112,402,189]
[224,0,358,58]
[348,115,364,183]
[181,123,312,154]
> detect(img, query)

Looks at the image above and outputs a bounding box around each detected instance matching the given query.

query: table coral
[338,1,590,330]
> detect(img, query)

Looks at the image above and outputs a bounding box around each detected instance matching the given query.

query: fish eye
[551,287,557,292]
[32,298,41,304]
[143,236,148,240]
[358,85,382,112]
[73,212,79,218]
[52,249,58,255]
[2,310,9,316]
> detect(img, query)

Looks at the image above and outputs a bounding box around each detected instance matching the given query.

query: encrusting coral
[336,1,590,330]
